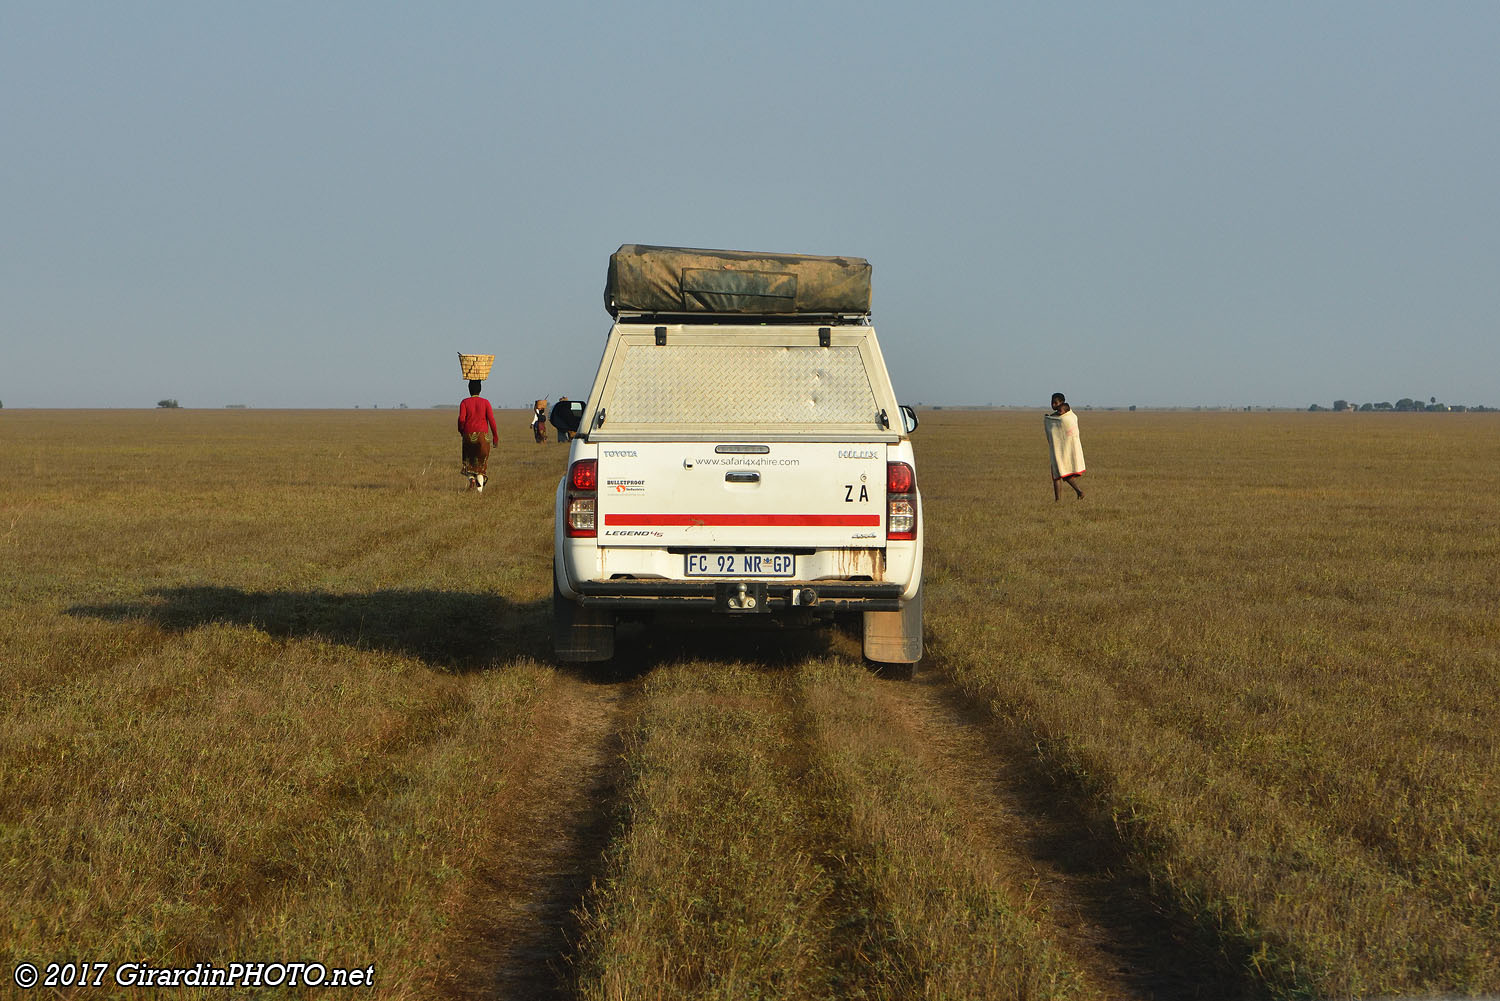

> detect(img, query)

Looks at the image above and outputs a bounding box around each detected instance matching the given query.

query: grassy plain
[1,407,1496,999]
[921,409,1499,999]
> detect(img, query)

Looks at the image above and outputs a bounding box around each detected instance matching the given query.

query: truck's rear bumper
[573,579,904,612]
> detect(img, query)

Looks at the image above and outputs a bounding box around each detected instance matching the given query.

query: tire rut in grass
[882,671,1270,1001]
[435,669,636,1001]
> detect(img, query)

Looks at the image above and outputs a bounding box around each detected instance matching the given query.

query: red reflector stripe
[604,513,881,527]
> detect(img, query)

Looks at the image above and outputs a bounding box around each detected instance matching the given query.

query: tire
[876,660,915,682]
[552,561,616,663]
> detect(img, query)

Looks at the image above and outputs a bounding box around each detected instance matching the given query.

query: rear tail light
[887,461,917,541]
[566,459,597,537]
[570,458,598,491]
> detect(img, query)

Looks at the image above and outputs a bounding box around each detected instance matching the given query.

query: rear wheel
[862,585,922,675]
[553,561,616,663]
[874,660,915,681]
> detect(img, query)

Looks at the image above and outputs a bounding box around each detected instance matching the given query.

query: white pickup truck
[552,246,923,669]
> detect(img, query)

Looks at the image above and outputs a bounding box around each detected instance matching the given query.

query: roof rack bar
[615,312,871,326]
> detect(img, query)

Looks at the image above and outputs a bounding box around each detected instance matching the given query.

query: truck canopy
[605,245,872,317]
[581,323,903,441]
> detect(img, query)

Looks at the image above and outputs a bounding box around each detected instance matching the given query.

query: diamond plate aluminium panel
[606,344,879,425]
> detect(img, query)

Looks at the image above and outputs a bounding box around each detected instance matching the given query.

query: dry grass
[2,407,1496,999]
[572,664,836,1000]
[790,661,1093,1000]
[572,660,1087,1000]
[919,409,1500,998]
[0,409,566,998]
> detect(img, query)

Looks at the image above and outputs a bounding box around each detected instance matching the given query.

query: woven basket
[458,353,494,380]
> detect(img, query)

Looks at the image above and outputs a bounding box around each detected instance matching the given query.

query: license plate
[685,553,795,577]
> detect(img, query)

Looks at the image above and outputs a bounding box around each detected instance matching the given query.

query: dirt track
[877,671,1262,1001]
[433,651,1264,1001]
[435,670,637,1001]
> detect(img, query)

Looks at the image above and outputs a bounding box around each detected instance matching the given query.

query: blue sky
[3,2,1497,409]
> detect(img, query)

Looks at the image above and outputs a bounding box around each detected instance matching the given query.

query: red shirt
[458,396,498,437]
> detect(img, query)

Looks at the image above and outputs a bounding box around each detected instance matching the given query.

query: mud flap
[553,564,615,662]
[862,585,922,666]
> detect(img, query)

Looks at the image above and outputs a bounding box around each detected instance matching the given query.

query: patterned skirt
[461,431,491,477]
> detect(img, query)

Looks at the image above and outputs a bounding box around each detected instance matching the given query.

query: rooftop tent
[605,245,872,317]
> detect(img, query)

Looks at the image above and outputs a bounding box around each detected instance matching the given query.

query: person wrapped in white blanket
[1044,392,1085,501]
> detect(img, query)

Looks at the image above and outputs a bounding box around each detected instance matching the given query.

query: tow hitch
[716,581,769,613]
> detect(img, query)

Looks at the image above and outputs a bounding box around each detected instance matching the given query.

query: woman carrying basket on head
[531,399,549,444]
[459,380,500,492]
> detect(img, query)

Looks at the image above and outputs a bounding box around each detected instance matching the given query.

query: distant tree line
[1309,397,1495,413]
[157,399,180,409]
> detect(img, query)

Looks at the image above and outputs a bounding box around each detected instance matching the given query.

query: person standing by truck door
[1045,392,1085,500]
[459,380,499,492]
[550,397,574,444]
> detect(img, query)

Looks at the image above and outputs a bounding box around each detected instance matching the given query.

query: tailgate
[597,443,885,548]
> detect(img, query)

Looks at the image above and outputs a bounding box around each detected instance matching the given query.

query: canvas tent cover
[605,245,872,317]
